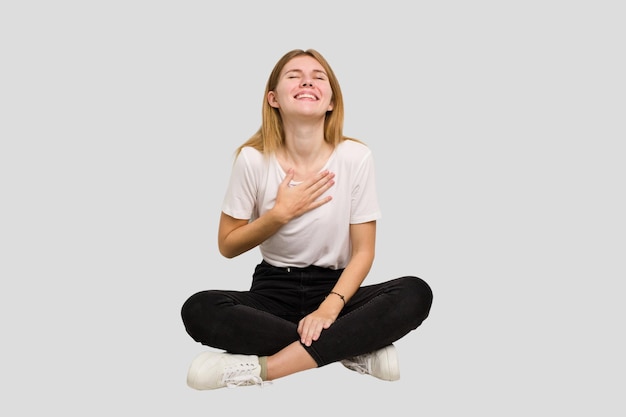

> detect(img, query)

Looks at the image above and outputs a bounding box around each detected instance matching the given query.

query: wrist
[325,291,346,306]
[268,206,291,226]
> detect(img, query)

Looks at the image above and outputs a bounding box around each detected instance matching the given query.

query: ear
[267,91,280,108]
[327,100,334,111]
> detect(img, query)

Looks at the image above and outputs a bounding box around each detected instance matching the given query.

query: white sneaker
[186,351,267,390]
[340,344,400,381]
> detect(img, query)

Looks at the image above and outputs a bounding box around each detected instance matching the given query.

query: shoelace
[225,374,271,388]
[342,356,370,375]
[222,364,272,389]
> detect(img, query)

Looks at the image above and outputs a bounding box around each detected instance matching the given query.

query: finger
[299,173,333,205]
[299,321,311,345]
[311,178,335,198]
[311,327,322,341]
[303,170,332,189]
[281,168,295,187]
[307,195,333,211]
[315,171,335,188]
[308,176,335,198]
[304,322,320,346]
[303,332,312,346]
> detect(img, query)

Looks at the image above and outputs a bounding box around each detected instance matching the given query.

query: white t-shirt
[221,139,381,269]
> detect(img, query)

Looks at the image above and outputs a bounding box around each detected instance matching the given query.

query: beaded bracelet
[326,291,346,305]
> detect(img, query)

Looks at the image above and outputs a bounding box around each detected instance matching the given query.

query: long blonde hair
[235,49,357,157]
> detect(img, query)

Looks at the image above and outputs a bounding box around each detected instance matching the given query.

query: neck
[281,121,328,165]
[277,134,333,181]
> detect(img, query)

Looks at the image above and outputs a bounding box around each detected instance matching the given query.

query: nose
[301,80,313,87]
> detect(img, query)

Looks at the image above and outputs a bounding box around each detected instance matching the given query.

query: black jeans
[181,260,433,367]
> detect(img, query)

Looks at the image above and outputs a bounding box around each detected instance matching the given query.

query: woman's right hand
[272,169,335,223]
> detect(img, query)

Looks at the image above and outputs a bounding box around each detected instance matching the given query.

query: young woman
[181,49,433,390]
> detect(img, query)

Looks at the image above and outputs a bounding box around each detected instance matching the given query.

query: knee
[181,292,198,322]
[410,276,433,304]
[399,276,433,322]
[180,291,221,332]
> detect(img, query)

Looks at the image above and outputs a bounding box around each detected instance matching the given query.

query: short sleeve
[221,148,262,220]
[350,149,382,224]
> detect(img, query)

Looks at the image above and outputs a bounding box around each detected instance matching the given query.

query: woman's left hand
[297,308,337,347]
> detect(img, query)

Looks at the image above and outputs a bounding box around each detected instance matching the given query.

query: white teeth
[296,94,316,100]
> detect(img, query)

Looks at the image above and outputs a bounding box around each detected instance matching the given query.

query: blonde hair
[235,49,358,157]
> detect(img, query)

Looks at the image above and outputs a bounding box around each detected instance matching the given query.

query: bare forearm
[320,221,376,313]
[320,250,374,314]
[333,251,374,301]
[218,209,288,258]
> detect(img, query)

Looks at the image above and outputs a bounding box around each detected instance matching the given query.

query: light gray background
[2,1,624,415]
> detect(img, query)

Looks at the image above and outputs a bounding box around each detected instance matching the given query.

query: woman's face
[268,55,334,118]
